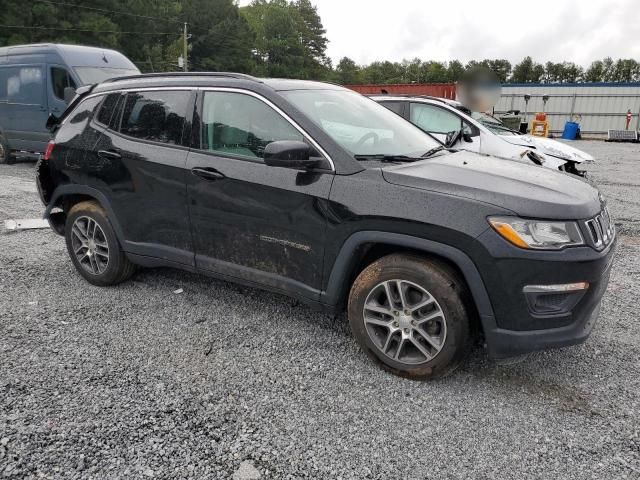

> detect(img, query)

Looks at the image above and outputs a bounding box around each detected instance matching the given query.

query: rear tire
[64,201,135,286]
[348,253,470,380]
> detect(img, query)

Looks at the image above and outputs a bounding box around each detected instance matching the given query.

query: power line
[33,0,185,24]
[0,25,182,36]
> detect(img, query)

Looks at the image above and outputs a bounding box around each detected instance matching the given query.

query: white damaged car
[372,95,594,176]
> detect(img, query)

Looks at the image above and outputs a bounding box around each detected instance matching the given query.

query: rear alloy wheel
[65,201,136,286]
[70,216,111,276]
[348,254,470,380]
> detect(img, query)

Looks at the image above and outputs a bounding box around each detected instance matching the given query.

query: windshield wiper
[421,145,456,158]
[354,154,424,163]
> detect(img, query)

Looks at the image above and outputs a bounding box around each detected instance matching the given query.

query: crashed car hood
[500,135,595,163]
[381,151,601,220]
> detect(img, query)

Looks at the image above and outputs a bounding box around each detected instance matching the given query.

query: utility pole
[183,22,188,72]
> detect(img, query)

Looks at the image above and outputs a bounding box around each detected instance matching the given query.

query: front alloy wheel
[348,253,470,380]
[363,279,447,364]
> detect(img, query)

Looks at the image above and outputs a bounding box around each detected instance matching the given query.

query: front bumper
[474,227,616,359]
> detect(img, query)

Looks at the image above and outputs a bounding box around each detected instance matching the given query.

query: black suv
[37,73,616,379]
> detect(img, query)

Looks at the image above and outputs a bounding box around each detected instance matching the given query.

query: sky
[239,0,640,67]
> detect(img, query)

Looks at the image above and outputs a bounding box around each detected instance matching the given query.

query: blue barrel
[561,121,579,140]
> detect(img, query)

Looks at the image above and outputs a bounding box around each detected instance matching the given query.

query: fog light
[523,282,589,293]
[523,283,589,315]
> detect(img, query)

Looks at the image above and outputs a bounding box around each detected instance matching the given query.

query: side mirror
[264,140,321,170]
[63,86,76,104]
[462,132,473,143]
[445,130,462,148]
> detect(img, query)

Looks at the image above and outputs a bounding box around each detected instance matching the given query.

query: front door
[47,65,77,117]
[186,90,333,300]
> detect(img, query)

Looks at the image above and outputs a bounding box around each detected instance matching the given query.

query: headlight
[488,217,584,250]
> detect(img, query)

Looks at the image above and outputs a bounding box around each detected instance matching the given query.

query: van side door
[1,64,48,153]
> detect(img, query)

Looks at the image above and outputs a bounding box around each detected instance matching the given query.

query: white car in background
[372,95,594,176]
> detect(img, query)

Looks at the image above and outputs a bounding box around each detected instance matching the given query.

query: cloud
[312,0,640,66]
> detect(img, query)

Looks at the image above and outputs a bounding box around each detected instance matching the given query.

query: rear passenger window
[2,66,44,105]
[96,93,120,126]
[201,91,303,159]
[50,67,77,100]
[120,91,190,145]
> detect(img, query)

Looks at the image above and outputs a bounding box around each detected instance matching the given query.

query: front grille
[585,207,614,249]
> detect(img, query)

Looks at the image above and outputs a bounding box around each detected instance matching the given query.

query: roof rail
[102,71,262,84]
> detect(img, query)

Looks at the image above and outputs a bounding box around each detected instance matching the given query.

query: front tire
[348,253,470,380]
[65,201,135,286]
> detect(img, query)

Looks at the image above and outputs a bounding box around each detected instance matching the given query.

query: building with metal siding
[496,83,640,136]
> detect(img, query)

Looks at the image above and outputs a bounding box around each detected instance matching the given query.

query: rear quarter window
[96,93,121,126]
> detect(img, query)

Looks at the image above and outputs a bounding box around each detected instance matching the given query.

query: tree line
[2,0,640,84]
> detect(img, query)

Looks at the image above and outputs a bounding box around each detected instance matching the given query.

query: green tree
[446,60,465,82]
[511,56,544,83]
[584,60,604,82]
[335,57,361,84]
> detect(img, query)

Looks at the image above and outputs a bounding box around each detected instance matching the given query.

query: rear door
[90,89,195,265]
[185,89,333,300]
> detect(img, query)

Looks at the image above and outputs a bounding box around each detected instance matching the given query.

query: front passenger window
[51,67,77,101]
[201,91,303,159]
[410,103,462,134]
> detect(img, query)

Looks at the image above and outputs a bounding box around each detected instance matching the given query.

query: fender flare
[44,184,126,241]
[321,231,496,329]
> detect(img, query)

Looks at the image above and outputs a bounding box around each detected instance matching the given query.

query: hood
[381,151,601,220]
[501,135,595,163]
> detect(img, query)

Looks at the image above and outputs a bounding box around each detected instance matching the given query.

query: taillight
[43,140,55,161]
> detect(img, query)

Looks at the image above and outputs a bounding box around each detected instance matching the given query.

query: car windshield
[281,89,441,158]
[74,67,139,84]
[471,111,519,136]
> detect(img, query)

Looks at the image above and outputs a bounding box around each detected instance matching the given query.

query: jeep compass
[37,73,616,379]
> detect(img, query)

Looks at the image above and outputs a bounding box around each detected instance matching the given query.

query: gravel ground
[1,141,639,479]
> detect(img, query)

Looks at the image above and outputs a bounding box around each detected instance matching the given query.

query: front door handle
[97,150,122,160]
[191,167,225,181]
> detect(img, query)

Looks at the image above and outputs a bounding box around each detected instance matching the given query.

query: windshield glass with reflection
[282,89,440,157]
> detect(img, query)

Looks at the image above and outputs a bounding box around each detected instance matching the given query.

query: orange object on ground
[531,119,549,137]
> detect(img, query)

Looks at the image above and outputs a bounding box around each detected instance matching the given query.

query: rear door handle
[97,149,121,160]
[191,167,225,181]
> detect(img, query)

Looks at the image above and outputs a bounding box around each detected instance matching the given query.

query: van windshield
[281,89,440,158]
[74,67,139,84]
